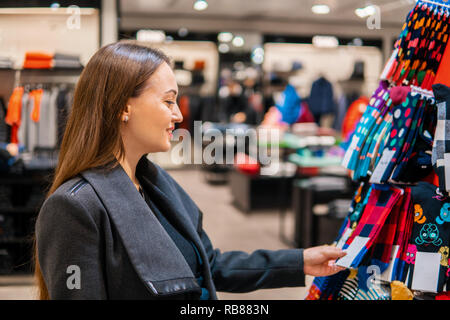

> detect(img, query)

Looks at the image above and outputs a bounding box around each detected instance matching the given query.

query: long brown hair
[33,41,170,299]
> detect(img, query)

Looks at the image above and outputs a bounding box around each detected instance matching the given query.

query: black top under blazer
[35,156,305,299]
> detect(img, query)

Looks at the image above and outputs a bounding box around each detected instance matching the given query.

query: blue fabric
[0,143,25,152]
[276,84,302,124]
[140,187,199,274]
[309,77,335,116]
[191,242,210,300]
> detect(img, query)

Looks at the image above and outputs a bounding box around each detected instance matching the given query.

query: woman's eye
[165,101,175,106]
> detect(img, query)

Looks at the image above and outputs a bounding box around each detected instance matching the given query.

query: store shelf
[0,237,31,244]
[0,7,98,16]
[20,67,83,73]
[0,171,54,186]
[0,207,39,214]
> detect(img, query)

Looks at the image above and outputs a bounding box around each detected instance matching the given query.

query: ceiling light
[177,27,189,37]
[194,0,208,11]
[251,47,264,64]
[312,35,339,48]
[311,4,330,14]
[218,43,230,53]
[136,29,166,43]
[350,38,363,46]
[218,32,233,42]
[232,36,245,47]
[253,47,264,56]
[50,2,60,10]
[355,5,376,18]
[233,61,245,70]
[165,35,174,44]
[365,5,376,15]
[251,54,264,65]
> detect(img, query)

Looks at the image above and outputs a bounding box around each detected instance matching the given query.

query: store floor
[0,168,312,300]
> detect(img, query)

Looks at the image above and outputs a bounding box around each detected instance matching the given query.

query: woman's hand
[303,245,347,277]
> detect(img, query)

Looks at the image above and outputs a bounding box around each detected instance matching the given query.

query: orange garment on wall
[178,95,190,131]
[29,89,43,122]
[4,86,24,144]
[434,37,450,88]
[341,96,369,141]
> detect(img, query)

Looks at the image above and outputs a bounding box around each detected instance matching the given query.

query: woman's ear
[122,104,132,123]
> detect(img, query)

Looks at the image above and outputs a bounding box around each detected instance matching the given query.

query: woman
[34,41,346,300]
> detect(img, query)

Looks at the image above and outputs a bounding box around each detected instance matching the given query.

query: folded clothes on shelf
[0,57,13,69]
[23,51,53,69]
[53,52,82,69]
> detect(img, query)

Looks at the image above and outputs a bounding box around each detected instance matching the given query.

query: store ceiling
[120,0,415,27]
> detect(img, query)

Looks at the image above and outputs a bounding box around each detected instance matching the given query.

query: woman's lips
[167,126,174,138]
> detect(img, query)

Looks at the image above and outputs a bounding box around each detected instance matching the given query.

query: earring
[123,115,129,123]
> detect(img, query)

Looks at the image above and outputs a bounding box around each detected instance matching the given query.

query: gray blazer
[35,156,305,299]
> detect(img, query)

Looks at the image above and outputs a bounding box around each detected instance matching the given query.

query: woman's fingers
[321,246,347,260]
[303,245,348,276]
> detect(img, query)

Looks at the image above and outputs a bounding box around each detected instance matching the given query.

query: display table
[229,167,295,213]
[292,176,355,248]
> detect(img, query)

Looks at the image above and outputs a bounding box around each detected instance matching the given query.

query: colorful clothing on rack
[336,185,402,269]
[4,87,24,144]
[342,81,392,176]
[385,1,450,89]
[431,83,450,195]
[370,93,421,183]
[308,0,450,300]
[9,86,72,151]
[404,182,450,293]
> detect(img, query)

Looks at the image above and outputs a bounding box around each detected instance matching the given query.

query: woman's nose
[172,103,183,124]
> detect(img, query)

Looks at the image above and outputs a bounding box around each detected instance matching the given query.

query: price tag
[335,236,370,268]
[411,251,441,293]
[370,149,395,184]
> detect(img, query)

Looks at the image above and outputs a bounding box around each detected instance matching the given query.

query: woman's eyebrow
[164,89,178,95]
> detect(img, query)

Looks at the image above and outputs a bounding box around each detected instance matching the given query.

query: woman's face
[123,62,182,154]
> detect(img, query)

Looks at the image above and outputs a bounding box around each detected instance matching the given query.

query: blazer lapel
[80,161,199,296]
[136,160,202,248]
[136,157,218,299]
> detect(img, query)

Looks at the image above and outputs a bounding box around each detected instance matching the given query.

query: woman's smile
[167,126,174,138]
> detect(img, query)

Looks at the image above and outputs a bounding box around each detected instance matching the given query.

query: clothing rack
[20,83,75,92]
[19,76,79,86]
[307,0,450,300]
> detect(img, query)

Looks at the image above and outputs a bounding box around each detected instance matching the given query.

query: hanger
[419,0,450,10]
[392,184,405,195]
[410,85,433,96]
[410,85,435,103]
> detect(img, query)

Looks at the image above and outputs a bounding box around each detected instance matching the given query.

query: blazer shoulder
[49,175,98,204]
[37,176,103,228]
